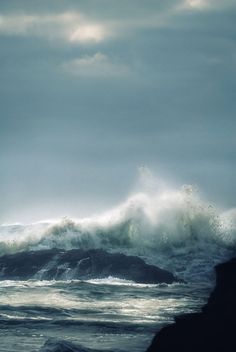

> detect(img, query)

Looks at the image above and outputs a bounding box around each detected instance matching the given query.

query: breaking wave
[1,174,236,282]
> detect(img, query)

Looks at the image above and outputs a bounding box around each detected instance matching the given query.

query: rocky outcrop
[37,338,99,352]
[0,248,177,284]
[146,257,236,352]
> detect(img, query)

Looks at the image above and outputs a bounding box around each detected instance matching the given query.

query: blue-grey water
[1,187,236,351]
[0,279,209,352]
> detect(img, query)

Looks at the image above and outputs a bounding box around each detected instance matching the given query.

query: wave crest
[1,183,236,281]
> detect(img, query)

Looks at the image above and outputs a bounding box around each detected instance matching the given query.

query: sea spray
[0,174,236,282]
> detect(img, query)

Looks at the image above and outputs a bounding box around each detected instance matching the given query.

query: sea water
[0,183,236,351]
[0,279,209,352]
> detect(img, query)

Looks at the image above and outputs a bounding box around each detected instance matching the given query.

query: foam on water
[0,171,236,282]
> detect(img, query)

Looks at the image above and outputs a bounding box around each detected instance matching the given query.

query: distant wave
[1,182,236,282]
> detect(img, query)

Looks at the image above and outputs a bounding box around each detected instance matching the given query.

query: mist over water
[0,170,235,351]
[1,0,235,349]
[1,169,236,282]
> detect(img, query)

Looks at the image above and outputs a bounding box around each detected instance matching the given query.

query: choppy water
[1,180,236,351]
[0,279,209,352]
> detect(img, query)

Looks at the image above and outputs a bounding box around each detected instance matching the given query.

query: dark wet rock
[146,257,236,352]
[37,338,99,352]
[0,248,177,284]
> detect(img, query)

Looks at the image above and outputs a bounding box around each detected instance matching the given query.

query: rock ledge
[147,257,236,352]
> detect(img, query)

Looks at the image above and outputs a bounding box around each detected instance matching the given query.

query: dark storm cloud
[0,0,236,222]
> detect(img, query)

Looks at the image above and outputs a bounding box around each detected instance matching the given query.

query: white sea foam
[0,171,236,281]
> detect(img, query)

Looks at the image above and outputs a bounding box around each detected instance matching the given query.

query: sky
[0,0,236,223]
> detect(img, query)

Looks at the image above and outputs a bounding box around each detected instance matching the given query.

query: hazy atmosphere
[1,3,236,352]
[1,0,236,223]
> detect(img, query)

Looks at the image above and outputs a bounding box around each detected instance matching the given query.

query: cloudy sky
[0,0,236,222]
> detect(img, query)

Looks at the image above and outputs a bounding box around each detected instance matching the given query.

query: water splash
[0,170,236,282]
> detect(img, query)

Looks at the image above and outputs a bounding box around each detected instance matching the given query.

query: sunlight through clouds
[0,1,234,46]
[69,24,106,43]
[62,52,130,78]
[184,0,208,9]
[1,0,236,222]
[0,12,108,44]
[181,0,235,11]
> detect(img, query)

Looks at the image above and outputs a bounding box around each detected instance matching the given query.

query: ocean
[0,186,236,351]
[0,279,208,352]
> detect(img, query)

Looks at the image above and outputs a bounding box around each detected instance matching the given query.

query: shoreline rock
[146,257,236,352]
[0,248,177,284]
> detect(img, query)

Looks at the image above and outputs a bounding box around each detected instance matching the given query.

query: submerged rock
[0,248,177,284]
[37,338,99,352]
[146,257,236,352]
[36,338,125,352]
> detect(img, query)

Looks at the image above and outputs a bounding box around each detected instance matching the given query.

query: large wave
[1,174,236,282]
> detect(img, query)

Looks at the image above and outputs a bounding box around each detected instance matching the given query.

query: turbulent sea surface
[1,184,236,351]
[0,280,208,352]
